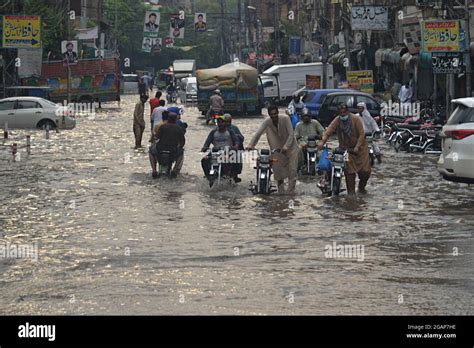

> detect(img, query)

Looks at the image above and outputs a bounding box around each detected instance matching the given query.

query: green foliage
[21,0,71,58]
[104,0,238,72]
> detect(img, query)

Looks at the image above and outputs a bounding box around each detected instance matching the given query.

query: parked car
[0,97,76,130]
[121,74,139,95]
[437,98,474,184]
[316,91,381,126]
[302,88,356,119]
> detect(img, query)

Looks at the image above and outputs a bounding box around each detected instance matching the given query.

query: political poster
[142,37,153,53]
[144,11,160,38]
[152,38,162,53]
[61,40,78,65]
[194,13,207,32]
[170,14,185,39]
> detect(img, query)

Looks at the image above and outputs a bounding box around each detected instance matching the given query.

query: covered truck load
[197,62,262,115]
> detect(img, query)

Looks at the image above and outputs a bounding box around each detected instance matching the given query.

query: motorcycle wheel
[394,140,401,152]
[332,177,341,196]
[259,178,269,194]
[369,154,375,167]
[309,165,316,176]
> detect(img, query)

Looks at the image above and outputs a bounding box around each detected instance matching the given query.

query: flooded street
[0,94,473,315]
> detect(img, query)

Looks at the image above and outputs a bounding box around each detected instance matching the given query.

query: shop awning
[375,48,408,66]
[328,49,346,65]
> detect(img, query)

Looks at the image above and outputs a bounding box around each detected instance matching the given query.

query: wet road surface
[0,94,473,315]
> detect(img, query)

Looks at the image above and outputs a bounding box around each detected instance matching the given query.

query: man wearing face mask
[318,103,371,195]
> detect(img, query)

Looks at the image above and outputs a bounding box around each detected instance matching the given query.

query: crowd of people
[132,88,382,195]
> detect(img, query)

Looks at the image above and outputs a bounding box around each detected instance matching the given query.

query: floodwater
[0,94,473,315]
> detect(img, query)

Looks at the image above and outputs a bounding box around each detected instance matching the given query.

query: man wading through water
[246,105,299,194]
[318,103,371,195]
[133,94,148,149]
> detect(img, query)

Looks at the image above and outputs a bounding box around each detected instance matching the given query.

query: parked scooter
[249,149,277,195]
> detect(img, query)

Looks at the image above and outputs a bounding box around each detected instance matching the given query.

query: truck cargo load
[197,62,263,115]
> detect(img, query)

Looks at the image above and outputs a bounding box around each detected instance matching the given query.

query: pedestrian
[138,77,148,96]
[133,94,148,149]
[398,81,413,116]
[318,103,371,195]
[246,105,299,194]
[150,99,166,142]
[149,91,162,117]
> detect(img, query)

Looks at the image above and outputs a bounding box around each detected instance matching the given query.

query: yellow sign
[347,70,374,94]
[422,20,460,52]
[3,15,41,49]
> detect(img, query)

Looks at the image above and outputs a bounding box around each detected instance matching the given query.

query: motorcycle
[318,147,347,196]
[250,149,277,195]
[305,135,320,176]
[167,91,178,104]
[366,131,380,166]
[208,147,234,187]
[156,150,174,178]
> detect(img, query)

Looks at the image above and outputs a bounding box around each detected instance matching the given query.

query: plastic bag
[290,113,299,129]
[317,147,332,172]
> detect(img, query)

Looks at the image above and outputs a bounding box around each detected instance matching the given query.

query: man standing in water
[318,104,371,195]
[246,105,299,194]
[133,94,148,149]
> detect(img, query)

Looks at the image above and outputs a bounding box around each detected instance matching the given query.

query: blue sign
[289,36,301,56]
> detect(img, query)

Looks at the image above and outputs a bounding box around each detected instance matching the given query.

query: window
[0,101,16,111]
[331,95,355,108]
[263,80,274,88]
[303,92,316,103]
[124,75,139,83]
[357,96,378,111]
[17,100,41,109]
[447,105,474,125]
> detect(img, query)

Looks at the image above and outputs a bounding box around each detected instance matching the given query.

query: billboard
[2,15,41,49]
[422,20,461,52]
[432,52,465,74]
[347,70,374,94]
[351,6,388,31]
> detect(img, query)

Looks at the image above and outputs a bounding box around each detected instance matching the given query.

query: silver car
[437,98,474,184]
[0,97,76,130]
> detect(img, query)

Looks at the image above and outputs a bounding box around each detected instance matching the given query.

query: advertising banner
[2,15,41,49]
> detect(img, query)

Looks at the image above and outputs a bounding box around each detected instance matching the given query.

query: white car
[0,97,76,130]
[437,98,474,184]
[121,74,139,95]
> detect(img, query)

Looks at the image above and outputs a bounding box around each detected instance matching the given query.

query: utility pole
[237,0,242,59]
[342,0,352,71]
[67,0,71,104]
[220,0,226,64]
[465,0,472,97]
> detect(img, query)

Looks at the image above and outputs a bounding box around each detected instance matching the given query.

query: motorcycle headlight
[260,173,266,179]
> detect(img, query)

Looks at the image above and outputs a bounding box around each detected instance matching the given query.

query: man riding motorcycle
[287,92,305,128]
[149,113,185,178]
[206,89,224,124]
[201,115,241,183]
[294,108,325,171]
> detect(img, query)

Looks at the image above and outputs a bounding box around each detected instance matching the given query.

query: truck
[173,59,196,83]
[19,58,121,104]
[260,62,335,104]
[197,62,264,116]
